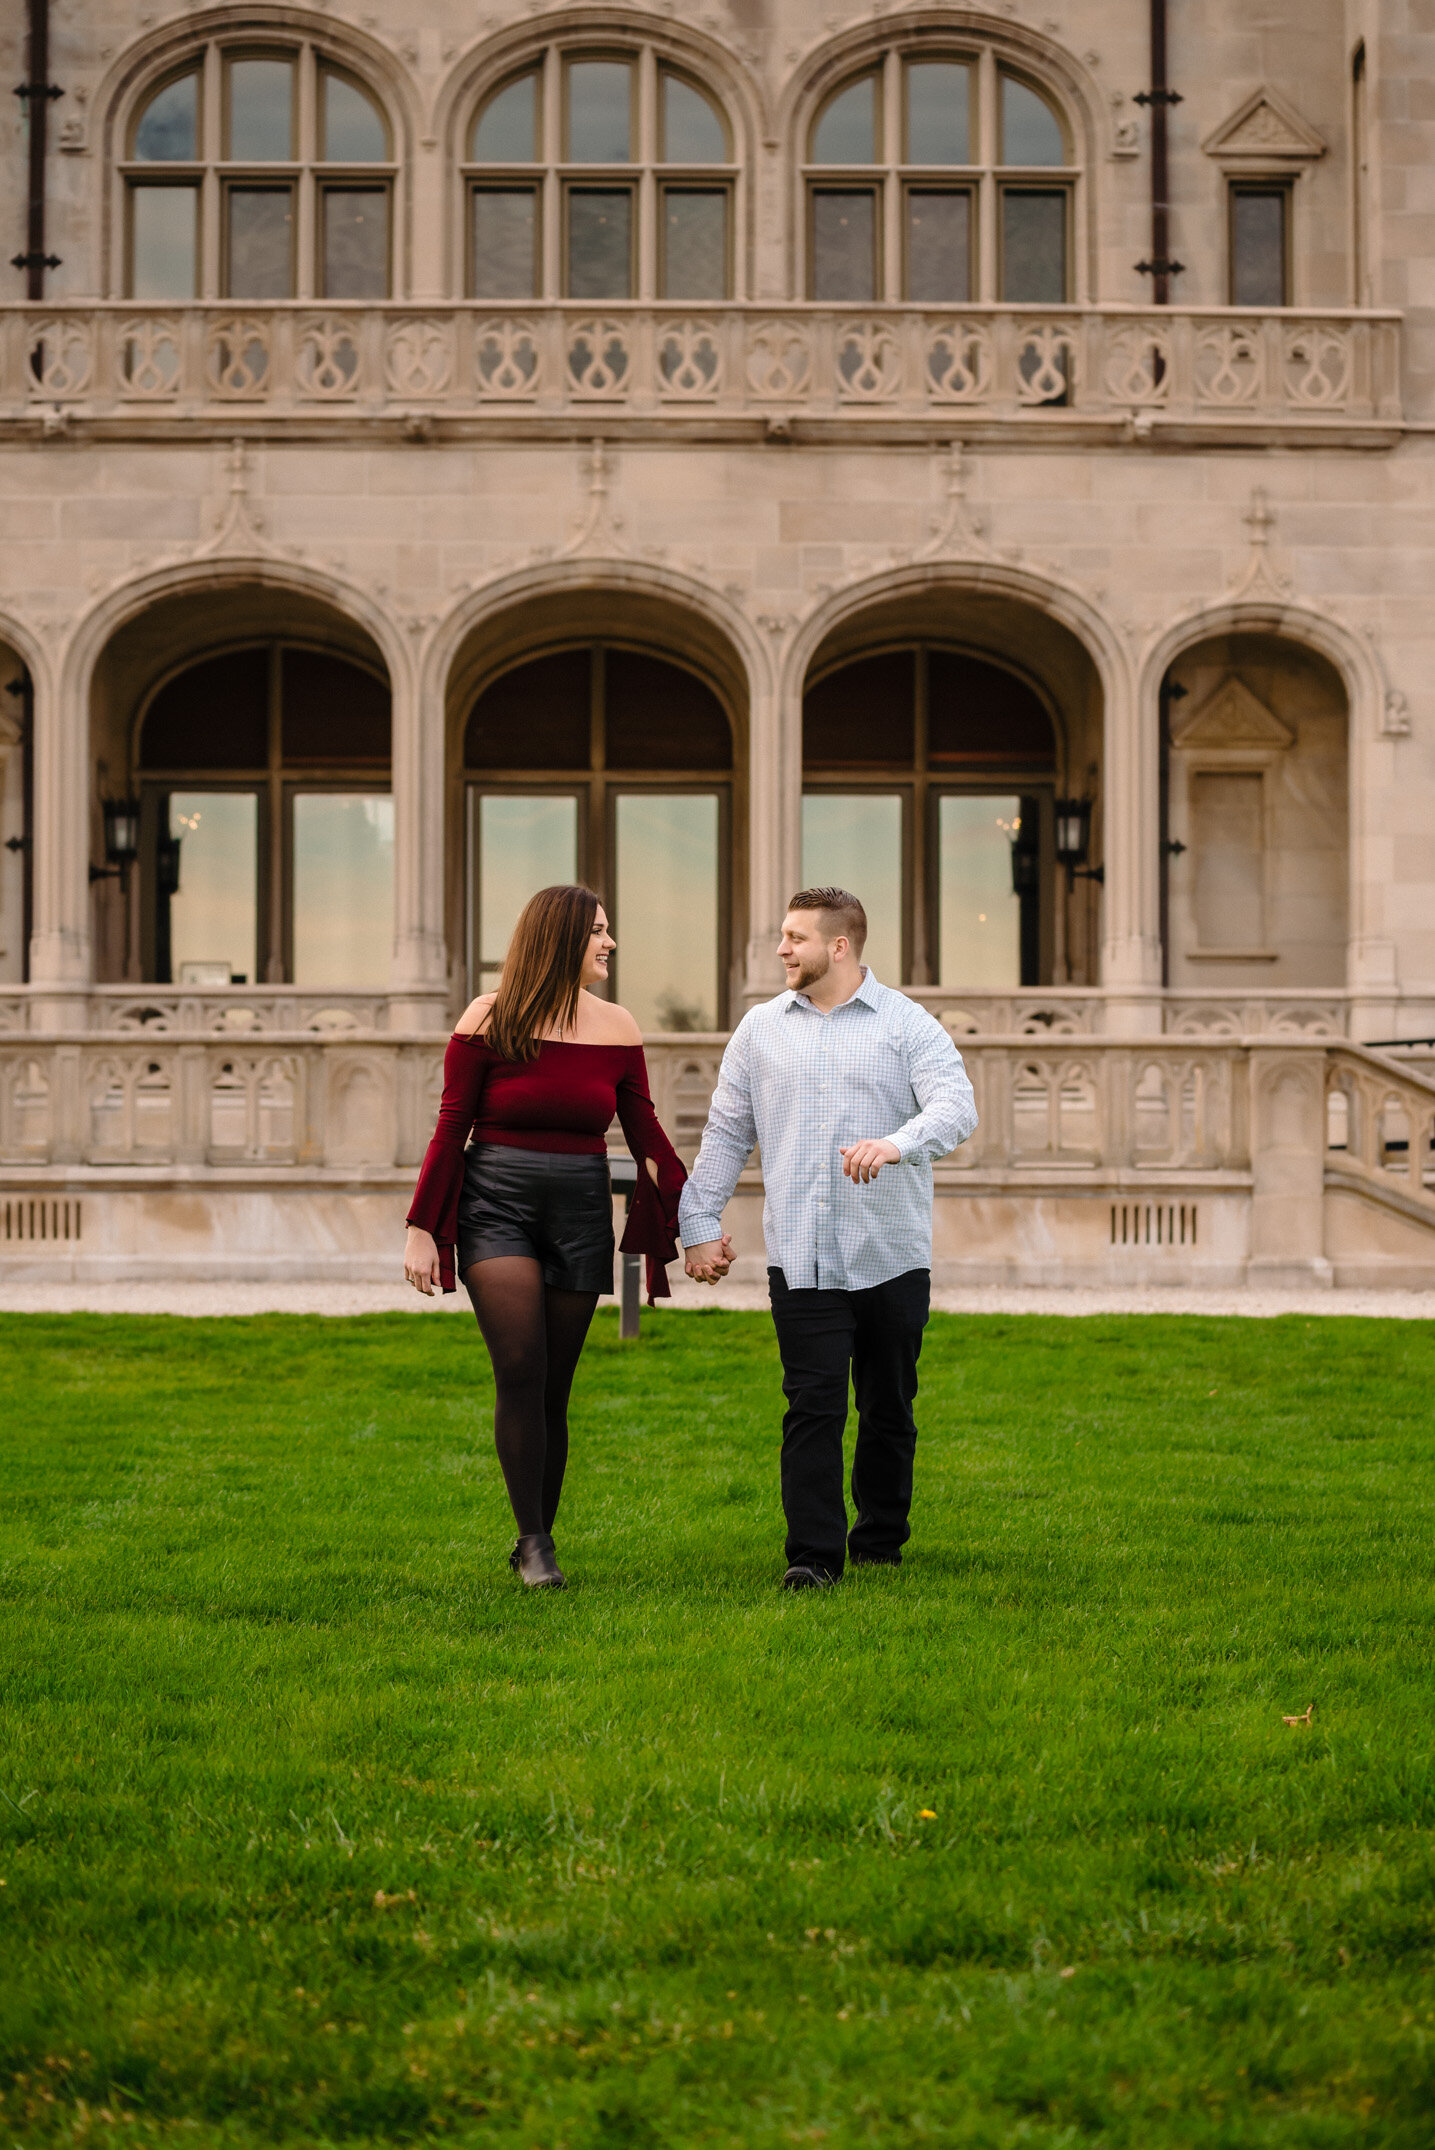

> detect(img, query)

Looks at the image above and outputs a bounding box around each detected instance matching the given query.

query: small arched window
[464,46,736,300]
[804,49,1075,303]
[122,43,395,300]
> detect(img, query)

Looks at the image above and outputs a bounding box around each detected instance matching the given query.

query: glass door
[934,790,1043,988]
[612,791,721,1032]
[145,786,262,986]
[800,791,905,983]
[289,790,394,988]
[466,789,581,997]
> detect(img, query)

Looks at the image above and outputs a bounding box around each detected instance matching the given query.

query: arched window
[802,646,1056,987]
[464,644,732,1029]
[122,44,394,299]
[137,644,392,986]
[804,50,1074,302]
[465,47,735,300]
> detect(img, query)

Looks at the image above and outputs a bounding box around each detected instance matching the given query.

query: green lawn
[1,1310,1432,2149]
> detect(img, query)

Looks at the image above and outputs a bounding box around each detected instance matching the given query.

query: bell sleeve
[406,1036,490,1293]
[614,1047,688,1303]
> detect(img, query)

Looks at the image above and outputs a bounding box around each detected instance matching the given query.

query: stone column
[1247,1044,1333,1287]
[1100,655,1163,1035]
[387,643,448,1033]
[742,655,800,1010]
[27,650,91,1028]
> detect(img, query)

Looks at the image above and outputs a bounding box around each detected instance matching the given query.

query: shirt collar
[785,967,884,1016]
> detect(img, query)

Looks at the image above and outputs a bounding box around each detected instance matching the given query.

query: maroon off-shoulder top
[406,1035,687,1299]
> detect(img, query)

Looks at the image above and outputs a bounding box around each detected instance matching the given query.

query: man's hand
[840,1139,902,1185]
[404,1225,442,1296]
[684,1235,735,1285]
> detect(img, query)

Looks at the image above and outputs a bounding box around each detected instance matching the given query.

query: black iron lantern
[1054,797,1103,887]
[90,796,141,886]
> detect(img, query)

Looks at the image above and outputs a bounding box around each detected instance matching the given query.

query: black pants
[768,1266,930,1578]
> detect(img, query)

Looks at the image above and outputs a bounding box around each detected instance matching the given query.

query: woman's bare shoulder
[453,991,498,1039]
[581,995,643,1045]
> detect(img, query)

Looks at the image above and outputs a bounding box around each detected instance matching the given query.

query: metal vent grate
[1110,1201,1196,1248]
[2,1197,83,1243]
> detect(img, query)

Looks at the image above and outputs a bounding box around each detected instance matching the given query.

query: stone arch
[95,7,423,299]
[433,7,766,302]
[0,614,47,991]
[777,8,1110,303]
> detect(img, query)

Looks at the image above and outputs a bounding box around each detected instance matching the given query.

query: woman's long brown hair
[486,884,601,1062]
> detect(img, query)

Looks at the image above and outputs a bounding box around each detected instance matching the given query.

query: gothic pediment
[1172,676,1295,750]
[1202,87,1326,165]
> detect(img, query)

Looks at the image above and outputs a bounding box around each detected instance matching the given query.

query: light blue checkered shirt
[678,970,978,1292]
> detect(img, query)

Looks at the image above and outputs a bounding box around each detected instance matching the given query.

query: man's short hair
[787,886,868,956]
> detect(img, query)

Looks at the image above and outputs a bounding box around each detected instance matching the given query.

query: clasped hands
[683,1140,901,1286]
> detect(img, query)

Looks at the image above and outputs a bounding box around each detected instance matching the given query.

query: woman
[404,885,686,1589]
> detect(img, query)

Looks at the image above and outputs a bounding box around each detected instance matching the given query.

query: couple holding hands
[404,882,977,1591]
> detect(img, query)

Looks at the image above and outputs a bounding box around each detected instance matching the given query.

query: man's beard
[790,948,830,993]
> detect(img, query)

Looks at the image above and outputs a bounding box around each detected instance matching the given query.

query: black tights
[462,1256,598,1537]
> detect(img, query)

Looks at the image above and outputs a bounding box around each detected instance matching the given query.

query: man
[680,887,978,1589]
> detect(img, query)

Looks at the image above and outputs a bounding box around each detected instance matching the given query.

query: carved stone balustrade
[1,304,1403,436]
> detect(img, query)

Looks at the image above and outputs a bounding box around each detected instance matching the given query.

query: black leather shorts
[456,1143,614,1294]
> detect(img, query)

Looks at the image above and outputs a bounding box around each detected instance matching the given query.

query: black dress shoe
[781,1564,836,1590]
[510,1533,566,1588]
[849,1548,902,1567]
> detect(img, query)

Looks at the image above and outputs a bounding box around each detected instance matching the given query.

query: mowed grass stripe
[0,1310,1431,2147]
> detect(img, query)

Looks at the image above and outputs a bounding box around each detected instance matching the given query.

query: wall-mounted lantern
[1053,797,1103,887]
[90,797,141,888]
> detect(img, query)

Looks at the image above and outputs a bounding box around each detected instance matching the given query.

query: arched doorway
[0,643,30,985]
[91,588,392,987]
[801,590,1102,988]
[462,640,732,1029]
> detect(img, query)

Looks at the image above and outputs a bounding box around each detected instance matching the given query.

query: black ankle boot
[509,1533,566,1589]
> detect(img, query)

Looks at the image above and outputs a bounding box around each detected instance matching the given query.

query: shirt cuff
[679,1207,727,1247]
[888,1129,929,1164]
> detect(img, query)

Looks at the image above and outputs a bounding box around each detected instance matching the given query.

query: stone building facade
[1,0,1433,1287]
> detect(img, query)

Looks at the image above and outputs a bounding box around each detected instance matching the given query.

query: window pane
[472,73,538,162]
[227,186,294,298]
[906,189,970,301]
[567,60,632,163]
[322,188,388,297]
[661,189,728,299]
[323,73,387,161]
[292,794,394,988]
[803,652,916,769]
[167,793,257,985]
[1231,189,1287,306]
[134,72,198,161]
[1001,74,1065,165]
[228,57,294,161]
[476,795,579,974]
[663,73,726,162]
[614,794,719,1032]
[811,76,877,164]
[472,188,539,298]
[567,188,632,299]
[938,795,1022,988]
[130,185,198,298]
[1193,772,1264,948]
[811,190,876,302]
[801,794,902,984]
[1001,189,1066,302]
[906,61,970,165]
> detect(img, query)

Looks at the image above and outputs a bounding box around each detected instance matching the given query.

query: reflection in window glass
[292,794,393,988]
[227,186,294,297]
[477,795,579,977]
[322,188,388,297]
[802,794,902,984]
[939,795,1022,988]
[906,189,970,301]
[568,60,633,163]
[1001,74,1064,165]
[473,189,538,297]
[812,190,876,301]
[661,189,728,299]
[615,794,718,1032]
[322,73,387,161]
[472,73,538,162]
[168,793,257,984]
[134,72,198,161]
[1231,188,1287,306]
[906,61,970,165]
[228,57,294,161]
[568,188,632,298]
[811,76,877,164]
[130,186,198,298]
[1001,188,1066,301]
[663,74,726,163]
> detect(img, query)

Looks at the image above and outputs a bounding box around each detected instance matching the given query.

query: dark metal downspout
[1135,0,1182,301]
[15,0,62,297]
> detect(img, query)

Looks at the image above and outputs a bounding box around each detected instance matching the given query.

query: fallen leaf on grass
[1282,1705,1315,1728]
